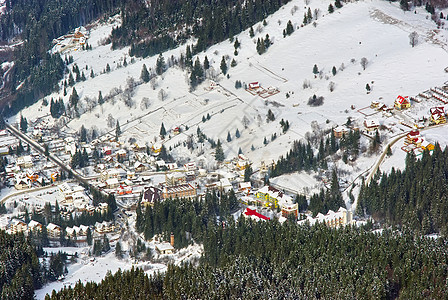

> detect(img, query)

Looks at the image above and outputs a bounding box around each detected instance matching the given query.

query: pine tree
[156,54,166,75]
[313,64,319,75]
[332,66,337,76]
[203,56,210,70]
[69,87,79,107]
[185,45,193,69]
[98,91,104,105]
[20,115,28,133]
[220,56,227,75]
[115,241,123,259]
[227,131,232,142]
[215,139,224,162]
[235,128,240,138]
[285,20,294,36]
[335,0,343,8]
[115,121,121,141]
[244,164,253,182]
[68,72,75,86]
[160,123,166,137]
[249,26,255,37]
[140,64,150,83]
[328,4,334,13]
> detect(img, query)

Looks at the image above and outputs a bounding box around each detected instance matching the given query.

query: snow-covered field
[15,0,448,171]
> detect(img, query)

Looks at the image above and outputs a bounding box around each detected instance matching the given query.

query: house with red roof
[394,95,411,110]
[244,208,270,221]
[430,107,446,124]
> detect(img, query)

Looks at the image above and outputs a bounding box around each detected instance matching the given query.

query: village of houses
[0,76,447,261]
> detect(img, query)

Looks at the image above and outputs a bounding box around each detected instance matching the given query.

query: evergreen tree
[140,64,150,83]
[249,26,255,38]
[220,56,227,75]
[226,131,232,142]
[244,164,253,182]
[203,56,210,70]
[335,0,343,8]
[156,54,166,75]
[115,121,121,141]
[98,91,104,105]
[185,45,193,69]
[215,139,224,162]
[235,128,240,138]
[115,241,123,259]
[332,66,337,76]
[20,115,28,133]
[313,64,319,75]
[69,87,79,107]
[328,4,334,13]
[285,20,294,36]
[106,63,111,72]
[160,123,166,137]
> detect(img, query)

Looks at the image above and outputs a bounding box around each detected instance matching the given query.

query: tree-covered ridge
[47,221,448,299]
[358,144,448,235]
[0,0,124,116]
[0,231,42,300]
[113,0,291,57]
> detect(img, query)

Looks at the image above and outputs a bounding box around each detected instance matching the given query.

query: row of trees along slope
[47,220,448,299]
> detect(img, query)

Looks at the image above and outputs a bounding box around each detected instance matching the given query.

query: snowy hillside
[16,0,448,184]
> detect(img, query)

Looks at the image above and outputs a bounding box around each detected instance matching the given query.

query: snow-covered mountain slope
[16,0,448,173]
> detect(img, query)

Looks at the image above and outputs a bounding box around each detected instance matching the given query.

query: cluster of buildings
[3,217,117,242]
[298,207,354,228]
[402,130,435,153]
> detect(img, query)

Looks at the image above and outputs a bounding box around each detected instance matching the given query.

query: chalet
[184,162,197,172]
[394,95,411,110]
[333,126,349,138]
[165,172,186,186]
[244,208,270,221]
[219,178,233,192]
[134,161,147,172]
[102,146,112,156]
[95,221,115,234]
[405,130,421,145]
[185,171,196,181]
[106,178,120,189]
[318,207,353,228]
[248,82,260,89]
[421,140,435,151]
[28,220,43,233]
[116,149,127,159]
[155,242,174,255]
[101,169,120,182]
[141,186,161,207]
[47,223,62,238]
[162,183,196,200]
[16,155,33,168]
[363,119,379,132]
[280,202,299,220]
[14,175,31,190]
[430,107,446,124]
[236,154,251,171]
[127,171,136,181]
[239,182,252,193]
[65,143,77,156]
[370,100,380,108]
[10,219,27,234]
[152,143,162,154]
[173,127,180,135]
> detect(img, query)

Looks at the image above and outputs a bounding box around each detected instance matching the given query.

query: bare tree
[360,57,368,70]
[107,113,115,128]
[303,79,312,89]
[140,97,151,110]
[314,8,320,20]
[409,31,419,48]
[150,77,158,90]
[242,116,250,129]
[328,81,336,92]
[158,89,167,101]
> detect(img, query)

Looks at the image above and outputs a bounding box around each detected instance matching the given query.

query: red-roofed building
[244,208,270,221]
[394,95,411,110]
